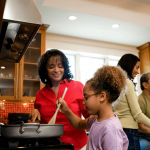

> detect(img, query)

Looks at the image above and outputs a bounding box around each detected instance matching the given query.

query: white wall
[46,33,139,57]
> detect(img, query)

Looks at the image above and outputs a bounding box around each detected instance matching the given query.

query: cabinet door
[0,60,19,100]
[19,33,41,101]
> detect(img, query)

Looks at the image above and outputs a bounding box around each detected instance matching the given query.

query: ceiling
[33,0,150,47]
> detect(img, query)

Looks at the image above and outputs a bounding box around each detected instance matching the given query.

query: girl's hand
[56,97,70,113]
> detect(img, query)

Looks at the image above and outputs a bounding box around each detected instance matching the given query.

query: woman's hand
[56,97,70,113]
[29,109,41,123]
[138,121,150,137]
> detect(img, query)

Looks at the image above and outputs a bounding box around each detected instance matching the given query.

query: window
[80,57,104,84]
[65,54,76,80]
[133,76,138,95]
[108,60,118,66]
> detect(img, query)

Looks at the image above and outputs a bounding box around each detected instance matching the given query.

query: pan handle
[19,123,41,134]
[36,123,41,133]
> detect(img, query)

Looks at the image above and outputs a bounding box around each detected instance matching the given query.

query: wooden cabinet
[0,25,49,102]
[137,42,150,74]
[0,60,19,100]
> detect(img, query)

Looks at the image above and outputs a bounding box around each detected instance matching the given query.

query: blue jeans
[123,128,141,150]
[139,135,150,150]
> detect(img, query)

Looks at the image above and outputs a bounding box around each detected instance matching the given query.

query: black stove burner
[0,137,74,150]
[18,138,62,147]
[0,144,74,150]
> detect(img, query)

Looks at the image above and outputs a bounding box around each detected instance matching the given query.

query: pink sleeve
[102,130,128,150]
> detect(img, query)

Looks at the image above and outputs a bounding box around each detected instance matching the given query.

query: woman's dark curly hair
[38,49,73,87]
[117,54,140,79]
[89,65,127,103]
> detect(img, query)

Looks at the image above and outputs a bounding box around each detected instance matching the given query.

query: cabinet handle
[16,64,19,99]
[20,61,23,100]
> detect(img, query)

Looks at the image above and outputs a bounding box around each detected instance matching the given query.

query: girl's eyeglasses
[83,93,99,101]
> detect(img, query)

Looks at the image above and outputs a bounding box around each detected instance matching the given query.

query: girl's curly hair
[90,65,127,103]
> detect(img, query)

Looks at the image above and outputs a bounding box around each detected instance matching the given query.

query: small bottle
[0,89,2,96]
[23,92,28,97]
[5,118,8,125]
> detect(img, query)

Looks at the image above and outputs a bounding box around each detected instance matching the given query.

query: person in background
[113,54,150,150]
[29,49,90,150]
[138,72,150,150]
[57,65,129,150]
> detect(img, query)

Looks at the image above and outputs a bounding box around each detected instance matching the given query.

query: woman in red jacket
[29,49,90,150]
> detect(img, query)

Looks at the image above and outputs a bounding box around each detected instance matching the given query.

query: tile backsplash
[0,102,34,124]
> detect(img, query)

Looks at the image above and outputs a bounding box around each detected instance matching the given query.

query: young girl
[57,65,129,150]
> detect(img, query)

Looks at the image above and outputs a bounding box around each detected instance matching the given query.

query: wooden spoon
[48,87,68,124]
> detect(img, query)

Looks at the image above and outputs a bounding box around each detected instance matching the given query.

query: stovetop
[0,144,74,150]
[0,136,74,150]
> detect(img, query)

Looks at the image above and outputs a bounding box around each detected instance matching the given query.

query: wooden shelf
[0,99,35,103]
[23,78,39,81]
[24,62,37,65]
[28,46,40,50]
[0,77,14,80]
[0,96,15,101]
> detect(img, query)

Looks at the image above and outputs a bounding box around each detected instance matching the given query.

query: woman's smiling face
[47,56,64,84]
[131,61,140,79]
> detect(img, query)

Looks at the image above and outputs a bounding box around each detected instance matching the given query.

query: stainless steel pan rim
[1,123,64,139]
[2,123,64,127]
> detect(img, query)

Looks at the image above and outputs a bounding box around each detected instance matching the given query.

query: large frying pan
[1,123,64,138]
